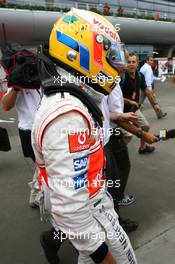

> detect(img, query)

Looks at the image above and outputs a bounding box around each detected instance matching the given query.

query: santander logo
[78,133,87,145]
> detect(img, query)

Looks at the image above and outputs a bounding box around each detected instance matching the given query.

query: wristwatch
[136,128,144,139]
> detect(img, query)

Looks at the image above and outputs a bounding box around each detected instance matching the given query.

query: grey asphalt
[0,79,175,264]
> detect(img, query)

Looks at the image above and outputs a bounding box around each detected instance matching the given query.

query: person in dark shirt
[120,52,157,154]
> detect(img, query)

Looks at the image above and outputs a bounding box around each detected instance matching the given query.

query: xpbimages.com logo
[53,73,120,87]
[51,178,120,190]
[54,22,120,34]
[53,228,121,242]
[56,127,121,138]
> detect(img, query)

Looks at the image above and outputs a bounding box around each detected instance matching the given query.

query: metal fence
[2,0,175,21]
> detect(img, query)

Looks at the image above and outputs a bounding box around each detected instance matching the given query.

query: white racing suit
[32,91,137,264]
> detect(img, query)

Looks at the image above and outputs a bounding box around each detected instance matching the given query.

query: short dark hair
[146,55,153,61]
[128,52,139,61]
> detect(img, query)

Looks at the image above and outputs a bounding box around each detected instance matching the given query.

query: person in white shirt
[140,55,167,119]
[1,87,42,207]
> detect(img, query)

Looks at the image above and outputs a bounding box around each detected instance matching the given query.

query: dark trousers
[105,131,131,208]
[18,129,35,162]
[104,142,120,212]
[0,127,11,151]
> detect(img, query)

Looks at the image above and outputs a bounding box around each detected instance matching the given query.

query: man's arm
[124,98,139,108]
[153,76,161,81]
[123,98,138,106]
[114,117,158,144]
[145,88,161,112]
[110,112,139,123]
[1,88,18,111]
[124,98,131,105]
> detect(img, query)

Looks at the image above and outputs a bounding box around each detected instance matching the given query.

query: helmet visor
[106,42,127,69]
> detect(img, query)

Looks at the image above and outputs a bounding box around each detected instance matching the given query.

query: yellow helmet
[49,8,127,94]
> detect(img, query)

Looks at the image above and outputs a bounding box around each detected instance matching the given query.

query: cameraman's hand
[142,132,159,144]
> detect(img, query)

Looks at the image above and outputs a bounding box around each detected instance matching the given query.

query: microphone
[157,129,175,140]
[166,129,175,139]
